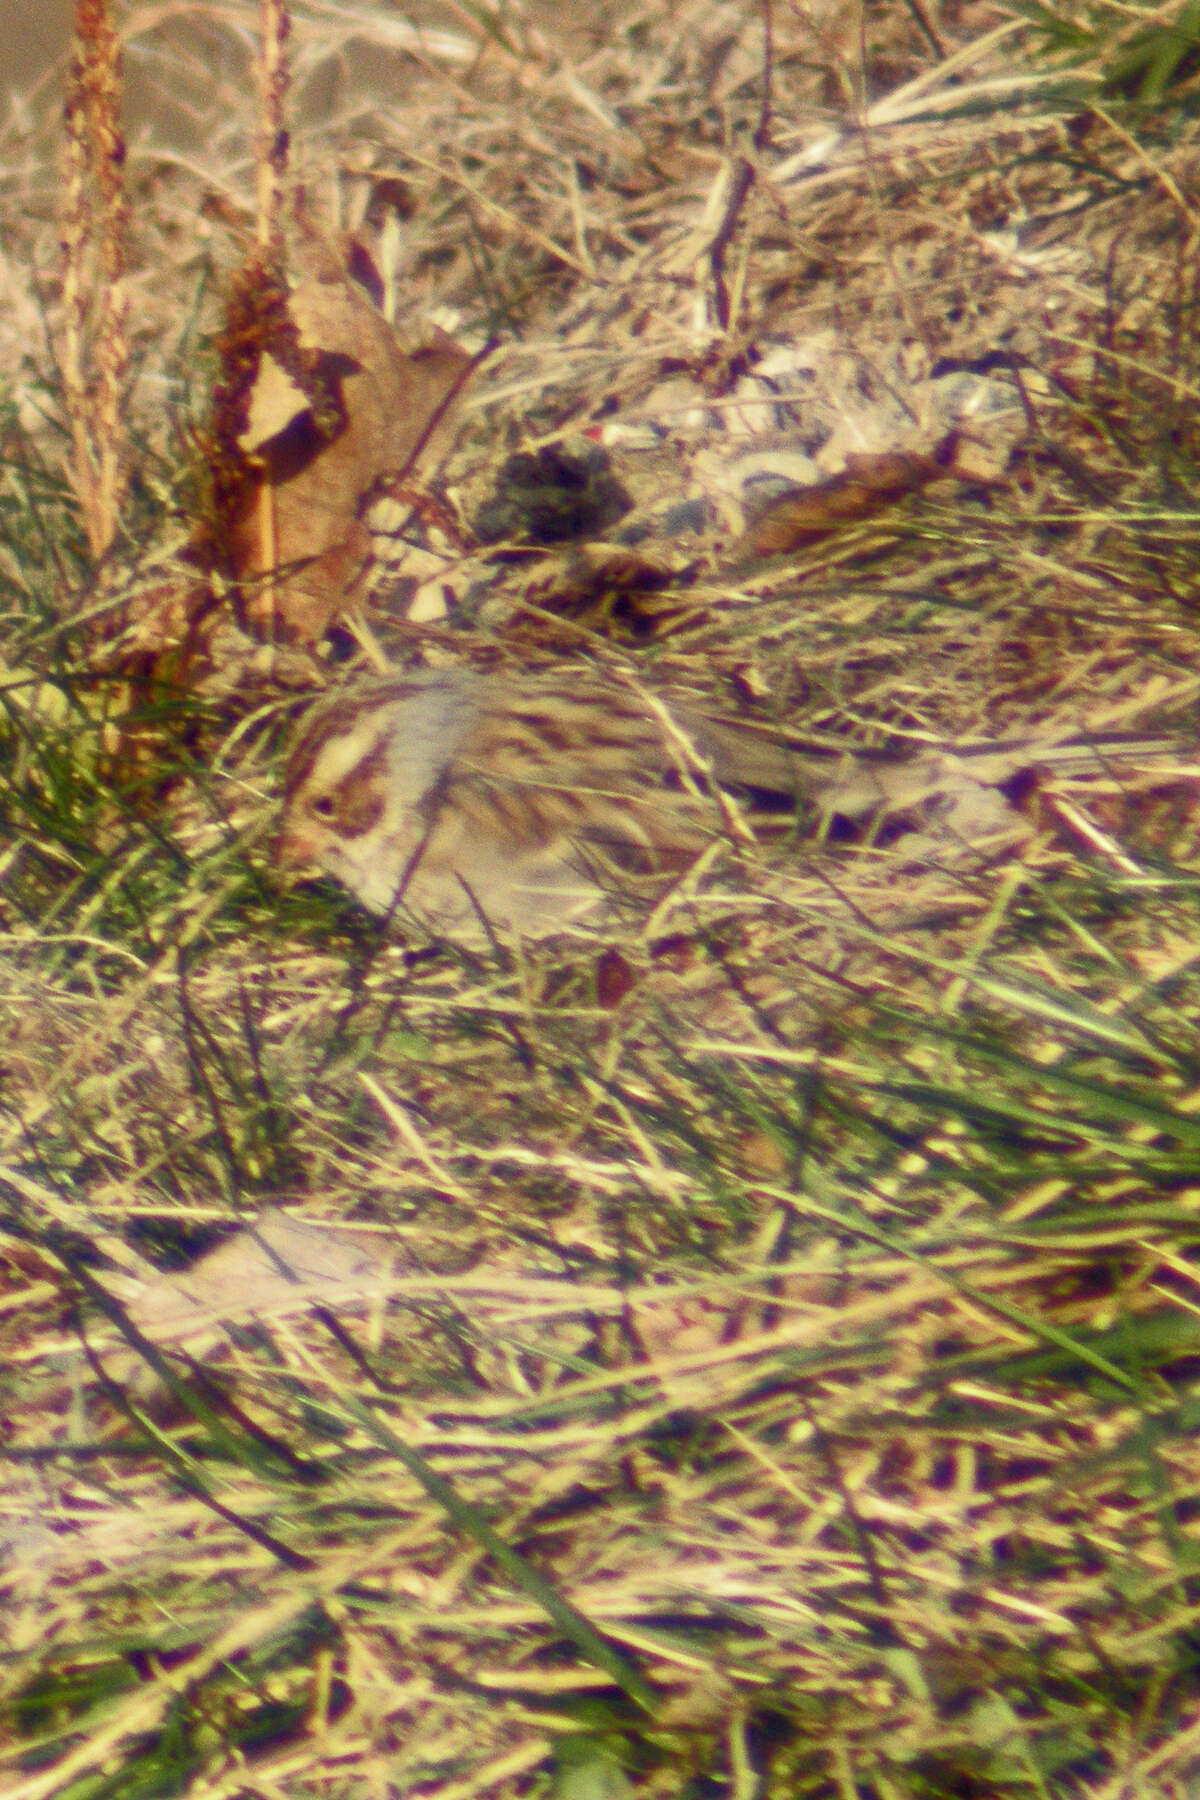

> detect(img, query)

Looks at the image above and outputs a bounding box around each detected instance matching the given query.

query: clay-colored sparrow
[277,667,1180,939]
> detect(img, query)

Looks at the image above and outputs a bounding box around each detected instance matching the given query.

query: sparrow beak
[274,823,322,875]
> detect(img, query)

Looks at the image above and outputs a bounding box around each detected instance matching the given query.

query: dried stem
[253,0,293,634]
[60,0,131,566]
[255,0,291,255]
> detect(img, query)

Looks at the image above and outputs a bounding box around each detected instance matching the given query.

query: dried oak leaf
[208,250,474,645]
[734,435,960,558]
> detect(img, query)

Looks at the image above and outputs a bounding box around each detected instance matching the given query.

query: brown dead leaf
[734,435,960,557]
[495,540,699,644]
[208,245,475,645]
[595,946,637,1008]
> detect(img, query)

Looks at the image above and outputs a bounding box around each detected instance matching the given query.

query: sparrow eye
[311,795,337,820]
